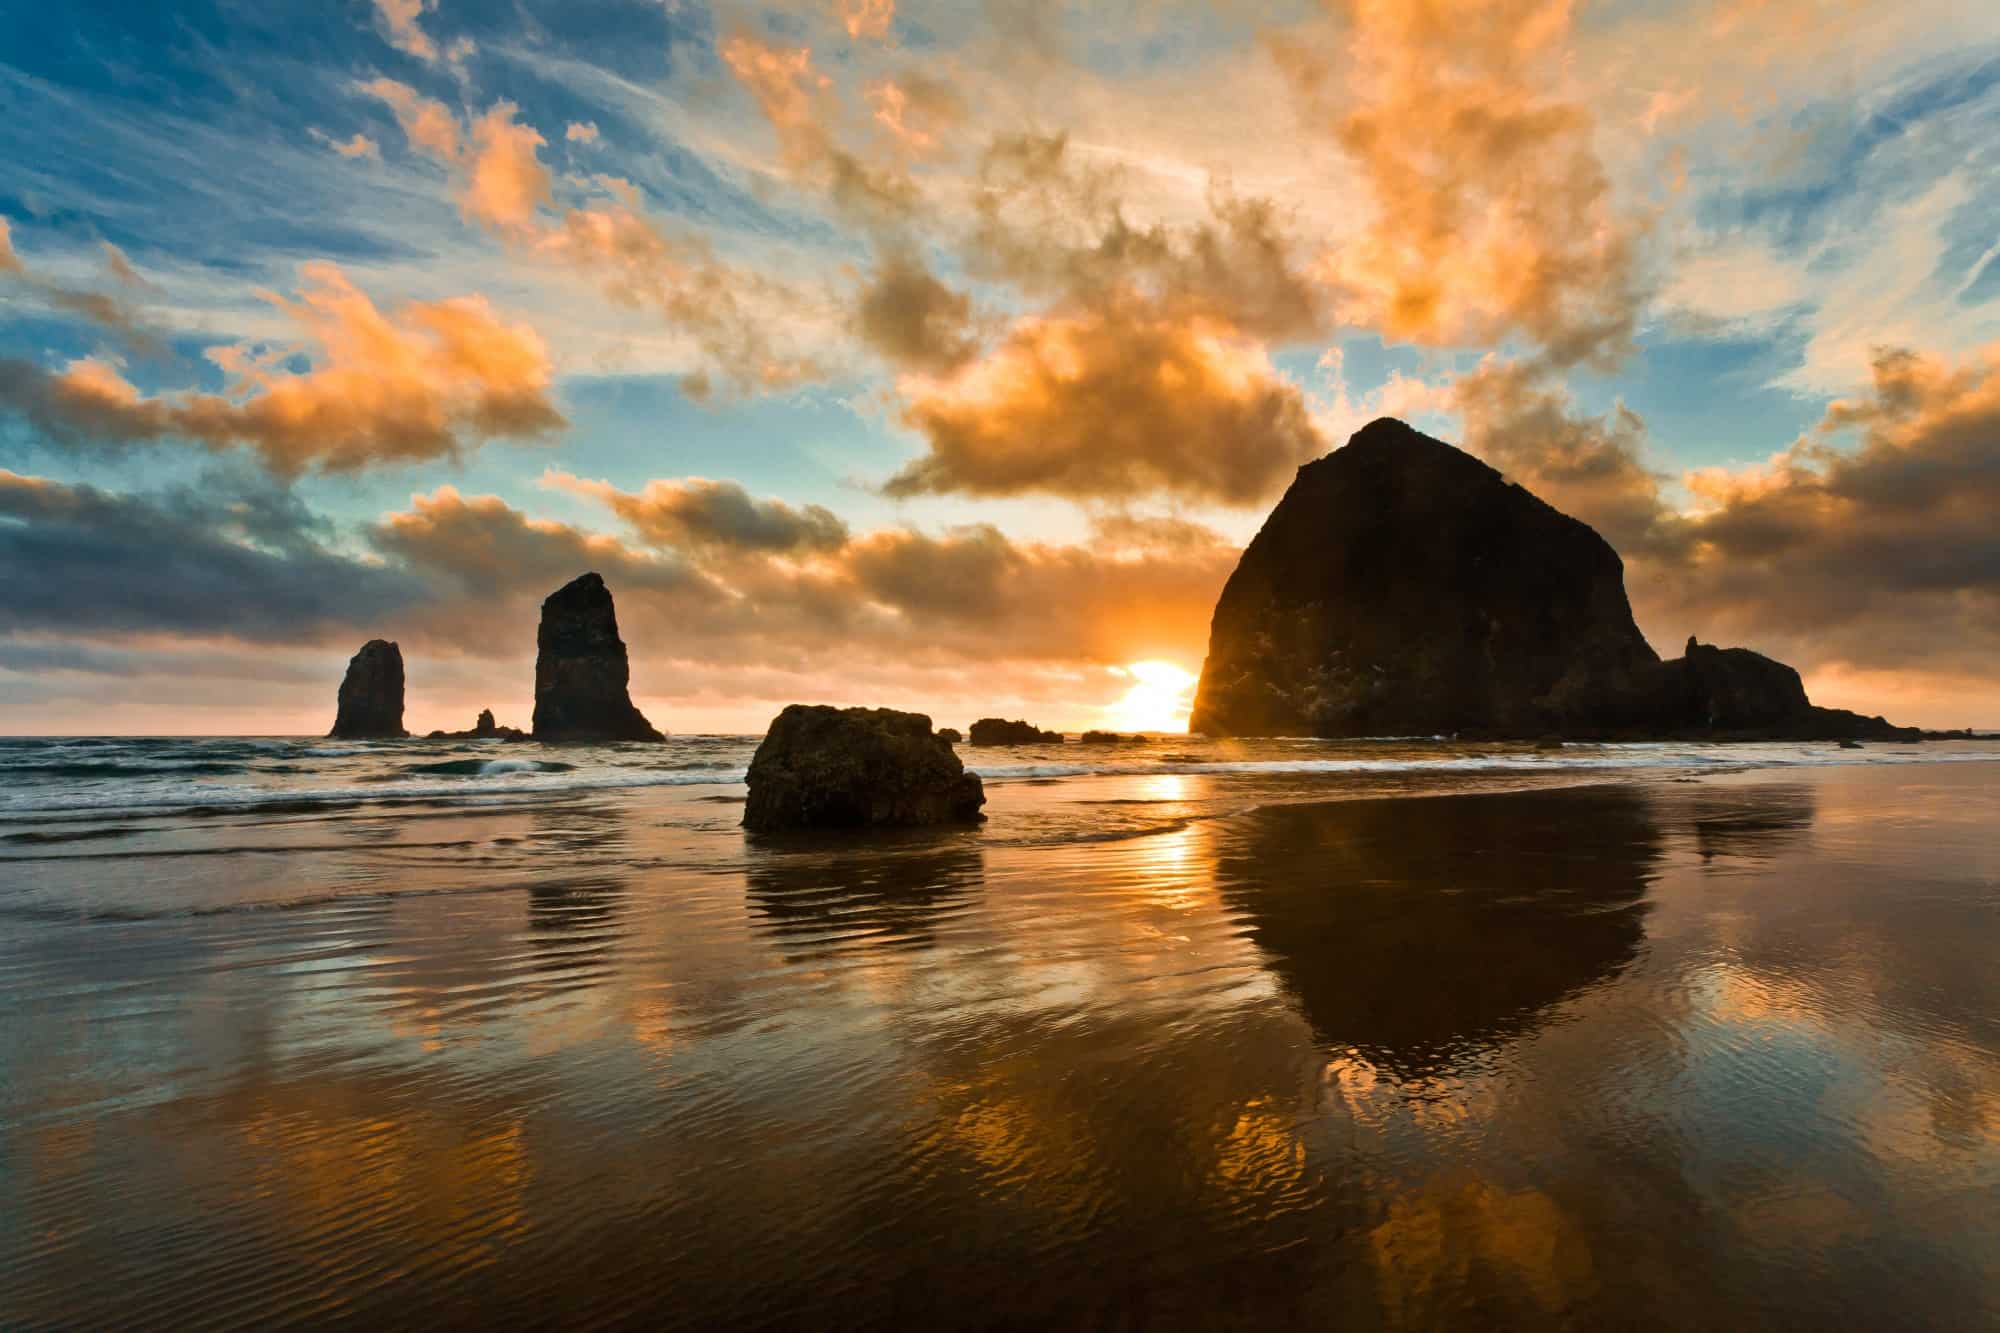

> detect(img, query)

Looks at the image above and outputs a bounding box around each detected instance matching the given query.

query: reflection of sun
[1103,660,1197,733]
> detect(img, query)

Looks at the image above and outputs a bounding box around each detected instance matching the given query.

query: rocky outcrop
[531,573,665,743]
[426,709,526,741]
[1079,730,1147,745]
[329,640,408,739]
[743,705,985,832]
[937,728,963,744]
[1191,418,1917,742]
[967,718,1064,745]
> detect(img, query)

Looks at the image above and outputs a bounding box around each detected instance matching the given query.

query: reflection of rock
[1680,782,1816,861]
[330,640,408,739]
[746,843,985,955]
[1215,786,1660,1077]
[744,705,984,832]
[532,572,665,743]
[968,718,1064,745]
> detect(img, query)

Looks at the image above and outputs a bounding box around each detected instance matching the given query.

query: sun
[1101,660,1198,734]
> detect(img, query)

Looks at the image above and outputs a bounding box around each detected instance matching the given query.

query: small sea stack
[531,572,664,743]
[426,709,526,741]
[1079,731,1148,745]
[329,640,408,739]
[743,705,985,832]
[968,718,1064,745]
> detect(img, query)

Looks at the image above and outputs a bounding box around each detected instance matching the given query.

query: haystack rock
[743,705,985,832]
[329,640,408,739]
[967,718,1064,745]
[531,572,664,742]
[1190,418,1917,742]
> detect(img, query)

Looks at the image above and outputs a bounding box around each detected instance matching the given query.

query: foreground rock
[531,573,665,742]
[743,705,985,832]
[426,709,526,741]
[1191,418,1917,741]
[329,640,408,739]
[968,718,1064,745]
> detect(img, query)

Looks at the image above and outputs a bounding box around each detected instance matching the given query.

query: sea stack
[967,718,1064,745]
[743,705,985,832]
[531,572,665,742]
[1190,418,1916,741]
[329,640,409,739]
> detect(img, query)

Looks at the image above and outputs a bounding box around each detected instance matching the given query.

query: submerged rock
[329,640,408,739]
[1190,418,1918,742]
[743,705,985,832]
[967,717,1064,745]
[531,572,664,743]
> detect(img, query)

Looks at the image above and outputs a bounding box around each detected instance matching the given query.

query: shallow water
[1,741,1997,1328]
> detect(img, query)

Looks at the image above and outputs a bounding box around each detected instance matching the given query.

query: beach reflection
[1213,786,1659,1077]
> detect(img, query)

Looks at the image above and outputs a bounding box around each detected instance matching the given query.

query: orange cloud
[360,77,460,160]
[837,0,896,40]
[1301,0,1646,366]
[565,121,599,144]
[887,301,1324,505]
[543,472,850,554]
[0,218,21,275]
[461,103,552,233]
[854,247,978,374]
[372,0,442,63]
[0,263,563,475]
[0,224,152,345]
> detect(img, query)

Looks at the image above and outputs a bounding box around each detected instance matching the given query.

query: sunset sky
[2,0,1998,734]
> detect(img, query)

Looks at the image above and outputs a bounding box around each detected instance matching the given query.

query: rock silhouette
[426,708,525,741]
[1191,418,1917,741]
[329,640,408,739]
[968,718,1064,745]
[744,705,985,832]
[531,573,664,742]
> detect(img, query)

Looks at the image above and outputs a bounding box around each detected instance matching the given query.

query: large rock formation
[329,640,408,739]
[967,718,1064,745]
[1191,419,1916,741]
[743,705,986,832]
[531,573,665,742]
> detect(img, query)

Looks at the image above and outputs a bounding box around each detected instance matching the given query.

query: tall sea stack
[531,572,664,742]
[1190,418,1915,741]
[329,640,408,739]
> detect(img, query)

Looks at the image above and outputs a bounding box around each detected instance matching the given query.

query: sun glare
[1103,660,1198,734]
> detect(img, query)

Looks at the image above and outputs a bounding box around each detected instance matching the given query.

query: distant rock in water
[743,705,985,832]
[531,573,664,743]
[967,718,1064,745]
[329,640,408,739]
[1191,418,1917,742]
[937,727,962,744]
[1079,730,1147,745]
[426,708,526,741]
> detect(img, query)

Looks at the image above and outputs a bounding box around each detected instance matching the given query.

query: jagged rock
[329,640,408,739]
[968,718,1064,745]
[937,728,963,744]
[531,573,664,743]
[743,705,985,832]
[425,708,526,741]
[1079,730,1147,745]
[1191,418,1918,742]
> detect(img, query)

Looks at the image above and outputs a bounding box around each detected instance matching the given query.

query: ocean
[2,735,1997,1327]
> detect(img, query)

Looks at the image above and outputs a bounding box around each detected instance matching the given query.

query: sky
[2,0,1998,735]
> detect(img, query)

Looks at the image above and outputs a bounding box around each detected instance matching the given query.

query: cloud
[0,218,20,275]
[311,129,383,160]
[0,224,152,343]
[886,299,1325,505]
[565,121,599,144]
[837,0,896,41]
[1451,343,2000,680]
[0,469,420,641]
[720,31,916,225]
[854,247,978,373]
[543,471,850,554]
[372,0,449,64]
[461,103,553,233]
[0,263,564,475]
[865,73,964,154]
[360,77,463,160]
[1295,0,1647,367]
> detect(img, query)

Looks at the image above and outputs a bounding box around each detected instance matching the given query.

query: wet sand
[2,760,1997,1328]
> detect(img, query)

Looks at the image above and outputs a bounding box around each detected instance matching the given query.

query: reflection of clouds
[1368,1175,1594,1325]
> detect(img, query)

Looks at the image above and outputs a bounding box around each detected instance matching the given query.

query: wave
[401,758,578,777]
[0,760,250,779]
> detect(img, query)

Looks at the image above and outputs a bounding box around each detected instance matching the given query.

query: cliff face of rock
[1191,419,1917,742]
[329,640,408,739]
[531,573,665,742]
[743,705,985,832]
[1190,419,1657,739]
